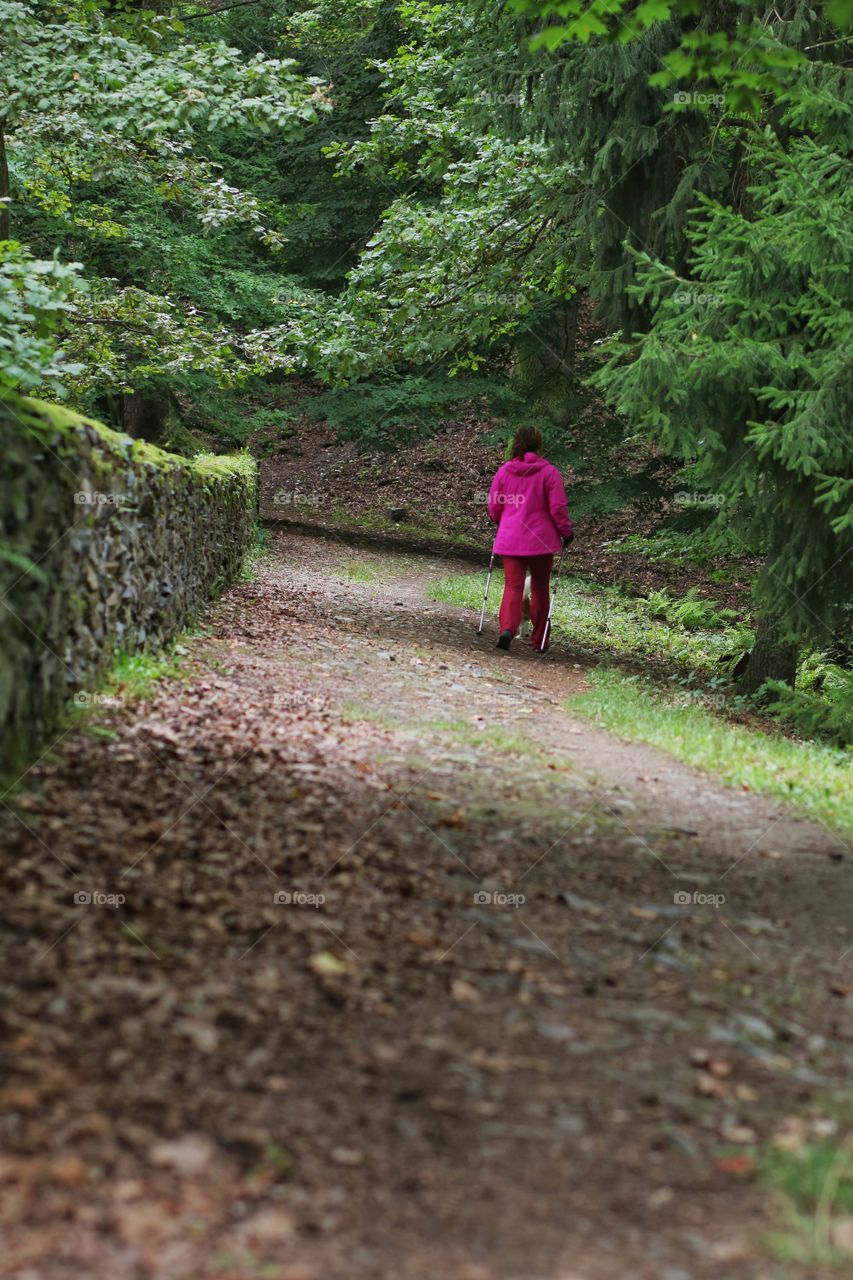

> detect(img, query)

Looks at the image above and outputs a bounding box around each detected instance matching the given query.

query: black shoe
[496,630,513,650]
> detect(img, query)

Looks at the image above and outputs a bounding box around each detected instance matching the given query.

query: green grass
[762,1137,853,1269]
[427,570,753,679]
[239,524,269,581]
[422,716,545,758]
[335,558,382,582]
[37,642,194,766]
[341,700,397,727]
[101,646,190,702]
[568,669,853,835]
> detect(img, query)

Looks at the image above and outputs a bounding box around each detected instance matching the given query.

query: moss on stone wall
[1,394,257,776]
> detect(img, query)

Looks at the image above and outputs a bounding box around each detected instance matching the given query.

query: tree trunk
[737,614,799,696]
[0,119,10,242]
[513,296,581,426]
[114,391,173,444]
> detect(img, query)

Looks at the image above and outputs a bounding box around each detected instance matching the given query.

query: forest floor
[1,530,851,1280]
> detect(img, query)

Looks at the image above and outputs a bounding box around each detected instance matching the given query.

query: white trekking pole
[477,553,495,635]
[539,547,566,652]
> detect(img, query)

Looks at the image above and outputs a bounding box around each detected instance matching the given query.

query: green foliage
[3,0,851,678]
[63,281,245,396]
[0,540,49,582]
[511,0,848,114]
[597,113,853,648]
[2,0,328,398]
[103,647,187,702]
[765,655,853,747]
[0,242,85,392]
[307,372,519,447]
[172,377,300,449]
[251,135,581,383]
[2,2,326,141]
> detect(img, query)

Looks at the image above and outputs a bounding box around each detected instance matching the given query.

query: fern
[765,666,853,748]
[645,587,736,631]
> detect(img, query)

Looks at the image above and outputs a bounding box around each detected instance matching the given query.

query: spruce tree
[597,100,853,681]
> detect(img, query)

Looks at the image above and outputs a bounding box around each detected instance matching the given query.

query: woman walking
[487,426,573,652]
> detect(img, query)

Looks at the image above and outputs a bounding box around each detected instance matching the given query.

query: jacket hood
[506,452,548,477]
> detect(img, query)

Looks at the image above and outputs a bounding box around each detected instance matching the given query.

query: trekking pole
[539,547,566,653]
[477,553,495,635]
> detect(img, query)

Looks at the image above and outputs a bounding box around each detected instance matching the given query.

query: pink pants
[499,554,554,649]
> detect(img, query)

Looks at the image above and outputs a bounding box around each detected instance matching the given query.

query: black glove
[563,532,574,546]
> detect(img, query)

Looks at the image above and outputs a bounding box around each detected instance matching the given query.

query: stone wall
[1,394,257,775]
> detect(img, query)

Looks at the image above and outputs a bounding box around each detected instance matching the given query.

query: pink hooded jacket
[488,452,573,557]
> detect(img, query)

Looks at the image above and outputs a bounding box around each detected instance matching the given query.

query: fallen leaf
[49,1155,86,1185]
[239,1208,296,1242]
[720,1120,758,1144]
[331,1147,364,1165]
[708,1057,733,1078]
[695,1071,728,1099]
[310,950,350,976]
[715,1154,756,1175]
[437,808,467,828]
[149,1133,216,1175]
[560,892,603,916]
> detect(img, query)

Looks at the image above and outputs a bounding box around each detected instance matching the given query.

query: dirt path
[1,530,851,1280]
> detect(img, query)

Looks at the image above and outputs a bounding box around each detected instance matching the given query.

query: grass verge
[568,669,852,836]
[762,1135,853,1270]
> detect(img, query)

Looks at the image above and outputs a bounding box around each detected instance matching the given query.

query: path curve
[1,529,850,1280]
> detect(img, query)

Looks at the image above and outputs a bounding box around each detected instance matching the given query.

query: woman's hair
[510,425,544,459]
